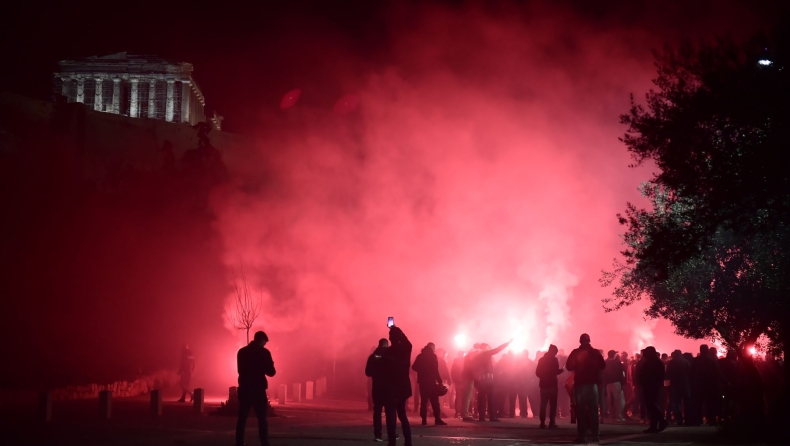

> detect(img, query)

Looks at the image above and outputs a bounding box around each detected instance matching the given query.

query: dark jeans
[540,386,558,423]
[475,379,496,420]
[385,399,412,446]
[669,384,689,424]
[236,390,268,446]
[509,387,528,417]
[644,387,665,430]
[419,383,441,421]
[373,402,384,438]
[575,384,599,441]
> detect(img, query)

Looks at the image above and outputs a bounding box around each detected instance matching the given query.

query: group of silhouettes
[366,328,774,445]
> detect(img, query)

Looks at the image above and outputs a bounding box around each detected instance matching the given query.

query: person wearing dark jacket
[412,342,447,425]
[666,350,690,426]
[603,350,626,421]
[450,351,465,417]
[236,331,276,446]
[535,344,563,428]
[384,326,413,446]
[565,333,605,443]
[366,338,391,441]
[473,340,512,421]
[638,346,668,433]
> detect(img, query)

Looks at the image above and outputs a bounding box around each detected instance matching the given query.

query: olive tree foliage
[601,34,790,355]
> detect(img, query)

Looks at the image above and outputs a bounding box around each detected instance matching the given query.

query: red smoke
[208,3,744,387]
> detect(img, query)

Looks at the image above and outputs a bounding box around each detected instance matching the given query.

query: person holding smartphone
[383,324,413,446]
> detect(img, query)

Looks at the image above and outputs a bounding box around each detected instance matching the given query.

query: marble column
[94,78,103,111]
[180,81,191,123]
[61,77,70,98]
[165,80,175,122]
[130,79,139,118]
[76,77,85,103]
[112,78,121,114]
[148,79,157,117]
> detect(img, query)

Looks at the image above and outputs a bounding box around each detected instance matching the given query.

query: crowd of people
[366,327,782,445]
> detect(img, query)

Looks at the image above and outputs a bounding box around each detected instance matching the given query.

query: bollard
[150,389,162,416]
[193,388,205,413]
[38,392,52,422]
[99,390,112,419]
[277,384,287,405]
[228,386,238,403]
[292,383,301,403]
[305,381,314,400]
[316,377,326,397]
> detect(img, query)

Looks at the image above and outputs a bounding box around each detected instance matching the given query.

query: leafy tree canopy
[603,33,790,355]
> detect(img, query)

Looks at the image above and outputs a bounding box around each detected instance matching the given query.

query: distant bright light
[758,59,773,66]
[454,333,467,349]
[749,346,757,355]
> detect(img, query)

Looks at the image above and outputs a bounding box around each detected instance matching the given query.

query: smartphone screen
[387,317,394,328]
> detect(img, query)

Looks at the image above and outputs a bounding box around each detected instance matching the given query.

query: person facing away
[450,350,465,417]
[691,344,723,426]
[383,326,413,446]
[565,333,605,443]
[461,343,482,421]
[411,342,447,425]
[603,350,626,421]
[236,331,276,446]
[638,346,668,433]
[177,344,195,402]
[535,344,564,428]
[666,349,691,426]
[473,340,512,421]
[366,338,390,442]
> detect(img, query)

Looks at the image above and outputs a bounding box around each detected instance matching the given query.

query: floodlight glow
[454,333,467,349]
[758,59,773,66]
[749,346,757,355]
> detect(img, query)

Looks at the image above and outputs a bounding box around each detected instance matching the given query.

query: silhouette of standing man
[566,333,605,443]
[384,326,413,446]
[177,344,195,402]
[236,331,276,446]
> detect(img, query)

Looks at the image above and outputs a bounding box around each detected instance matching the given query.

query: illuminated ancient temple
[53,52,222,130]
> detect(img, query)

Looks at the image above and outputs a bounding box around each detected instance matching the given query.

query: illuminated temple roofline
[53,52,220,130]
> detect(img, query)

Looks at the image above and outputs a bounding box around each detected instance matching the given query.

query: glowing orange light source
[749,346,757,356]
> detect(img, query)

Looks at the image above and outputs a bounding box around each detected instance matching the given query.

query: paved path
[0,397,751,445]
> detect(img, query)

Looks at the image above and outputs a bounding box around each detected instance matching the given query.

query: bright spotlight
[454,333,467,349]
[749,346,757,355]
[758,59,773,66]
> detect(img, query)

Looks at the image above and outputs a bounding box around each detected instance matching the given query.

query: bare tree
[225,264,261,344]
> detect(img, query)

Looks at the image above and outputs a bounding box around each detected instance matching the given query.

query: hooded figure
[566,333,605,443]
[383,326,413,446]
[412,343,447,425]
[535,344,563,428]
[366,338,390,441]
[638,346,668,433]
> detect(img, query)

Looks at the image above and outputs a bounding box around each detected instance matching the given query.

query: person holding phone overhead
[383,323,413,446]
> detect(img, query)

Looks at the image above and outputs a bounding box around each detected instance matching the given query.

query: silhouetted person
[412,342,447,425]
[473,340,512,421]
[511,351,530,418]
[236,331,276,446]
[666,350,691,425]
[366,338,390,441]
[384,326,413,446]
[535,344,563,428]
[739,352,765,429]
[177,344,194,402]
[461,344,481,421]
[450,350,465,417]
[691,344,722,426]
[565,333,605,443]
[603,350,625,421]
[436,348,451,417]
[639,346,668,433]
